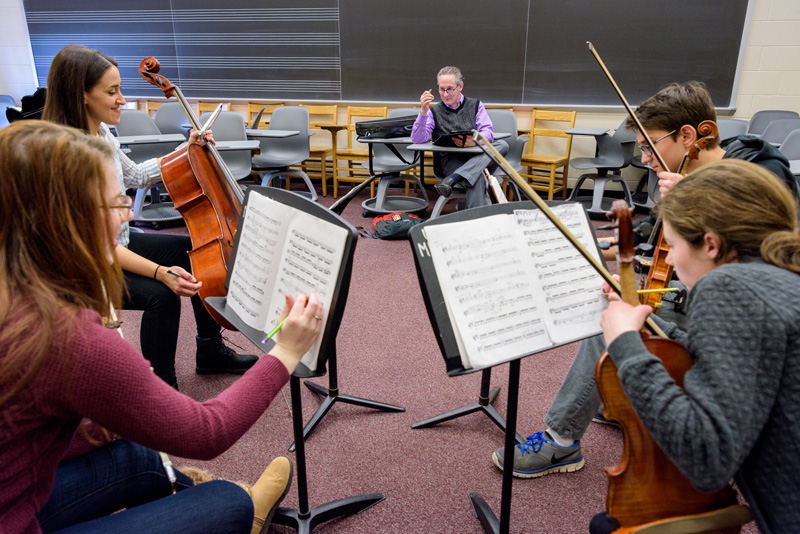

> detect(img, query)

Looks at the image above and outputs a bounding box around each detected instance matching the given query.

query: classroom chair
[251,106,317,201]
[746,110,800,137]
[567,120,637,217]
[334,106,388,198]
[520,110,577,200]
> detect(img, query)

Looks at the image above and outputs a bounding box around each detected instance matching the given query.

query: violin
[472,129,750,534]
[595,204,741,531]
[139,57,244,330]
[640,120,719,309]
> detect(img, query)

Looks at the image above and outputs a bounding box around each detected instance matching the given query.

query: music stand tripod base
[274,375,386,533]
[289,353,406,452]
[273,494,385,534]
[410,367,524,445]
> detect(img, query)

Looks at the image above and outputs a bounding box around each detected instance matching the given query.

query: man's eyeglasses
[638,129,677,157]
[438,86,459,94]
[105,194,133,211]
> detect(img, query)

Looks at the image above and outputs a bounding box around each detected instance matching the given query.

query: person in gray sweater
[495,83,796,487]
[593,160,799,533]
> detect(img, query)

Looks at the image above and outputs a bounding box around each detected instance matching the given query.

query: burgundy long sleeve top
[0,308,290,534]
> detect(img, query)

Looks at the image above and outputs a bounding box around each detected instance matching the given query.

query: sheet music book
[416,202,606,371]
[223,190,350,372]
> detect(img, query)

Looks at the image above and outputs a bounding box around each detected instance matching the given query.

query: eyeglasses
[438,86,460,94]
[637,129,677,157]
[105,194,133,211]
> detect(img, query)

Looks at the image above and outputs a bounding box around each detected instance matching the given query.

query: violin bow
[587,42,672,174]
[472,132,667,338]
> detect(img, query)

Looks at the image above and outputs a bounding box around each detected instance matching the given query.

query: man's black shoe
[195,335,258,375]
[434,176,457,197]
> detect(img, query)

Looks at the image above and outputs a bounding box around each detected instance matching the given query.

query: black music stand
[293,353,405,452]
[206,303,386,533]
[408,201,605,533]
[206,186,386,531]
[411,367,524,445]
[275,374,385,533]
[291,172,406,453]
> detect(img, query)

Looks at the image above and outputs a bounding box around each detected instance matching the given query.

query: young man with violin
[492,81,797,481]
[599,81,798,262]
[631,81,798,201]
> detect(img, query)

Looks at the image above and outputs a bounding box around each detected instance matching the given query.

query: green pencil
[262,316,287,343]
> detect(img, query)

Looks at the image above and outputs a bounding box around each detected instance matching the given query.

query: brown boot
[249,456,293,534]
[180,467,217,485]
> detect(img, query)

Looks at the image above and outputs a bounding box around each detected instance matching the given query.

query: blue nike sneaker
[492,431,584,478]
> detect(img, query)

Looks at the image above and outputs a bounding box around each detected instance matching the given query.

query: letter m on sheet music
[417,241,431,257]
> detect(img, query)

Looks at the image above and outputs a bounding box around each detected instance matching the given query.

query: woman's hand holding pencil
[266,293,323,374]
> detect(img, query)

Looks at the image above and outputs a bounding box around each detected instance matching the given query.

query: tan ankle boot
[249,456,293,534]
[180,459,292,534]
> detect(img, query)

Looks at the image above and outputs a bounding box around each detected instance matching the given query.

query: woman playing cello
[591,158,800,533]
[42,44,255,388]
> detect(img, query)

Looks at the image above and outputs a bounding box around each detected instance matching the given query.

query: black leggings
[124,232,221,387]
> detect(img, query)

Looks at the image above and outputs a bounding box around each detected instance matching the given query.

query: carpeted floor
[120,183,759,534]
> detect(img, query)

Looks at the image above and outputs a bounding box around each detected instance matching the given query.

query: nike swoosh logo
[551,452,574,464]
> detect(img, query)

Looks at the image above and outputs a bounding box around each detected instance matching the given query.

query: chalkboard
[23,0,750,108]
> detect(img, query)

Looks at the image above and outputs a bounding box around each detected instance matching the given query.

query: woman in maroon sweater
[0,120,322,533]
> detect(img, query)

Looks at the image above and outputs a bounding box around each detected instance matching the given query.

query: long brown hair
[41,44,117,132]
[658,159,800,273]
[0,121,124,406]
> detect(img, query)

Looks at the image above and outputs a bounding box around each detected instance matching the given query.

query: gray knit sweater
[606,261,800,534]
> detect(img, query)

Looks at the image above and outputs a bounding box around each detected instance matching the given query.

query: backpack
[359,212,423,239]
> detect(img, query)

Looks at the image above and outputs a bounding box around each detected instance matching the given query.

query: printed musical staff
[423,202,605,370]
[226,193,347,370]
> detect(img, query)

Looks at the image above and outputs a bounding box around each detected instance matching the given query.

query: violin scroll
[139,57,176,98]
[681,120,720,171]
[696,119,718,139]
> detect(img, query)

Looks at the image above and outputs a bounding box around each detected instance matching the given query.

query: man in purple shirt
[411,66,508,209]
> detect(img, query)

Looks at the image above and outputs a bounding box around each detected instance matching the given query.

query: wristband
[153,265,160,280]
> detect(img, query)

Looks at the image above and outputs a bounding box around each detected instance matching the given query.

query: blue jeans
[38,440,253,534]
[543,333,607,441]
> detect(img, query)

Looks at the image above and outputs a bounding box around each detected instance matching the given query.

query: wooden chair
[146,100,167,119]
[300,104,338,197]
[197,102,231,116]
[520,110,577,200]
[247,102,283,128]
[333,106,387,198]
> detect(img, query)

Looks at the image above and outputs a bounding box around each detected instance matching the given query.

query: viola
[595,200,740,531]
[139,57,244,330]
[640,120,719,309]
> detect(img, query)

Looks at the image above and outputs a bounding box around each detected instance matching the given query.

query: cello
[594,201,747,532]
[139,57,244,330]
